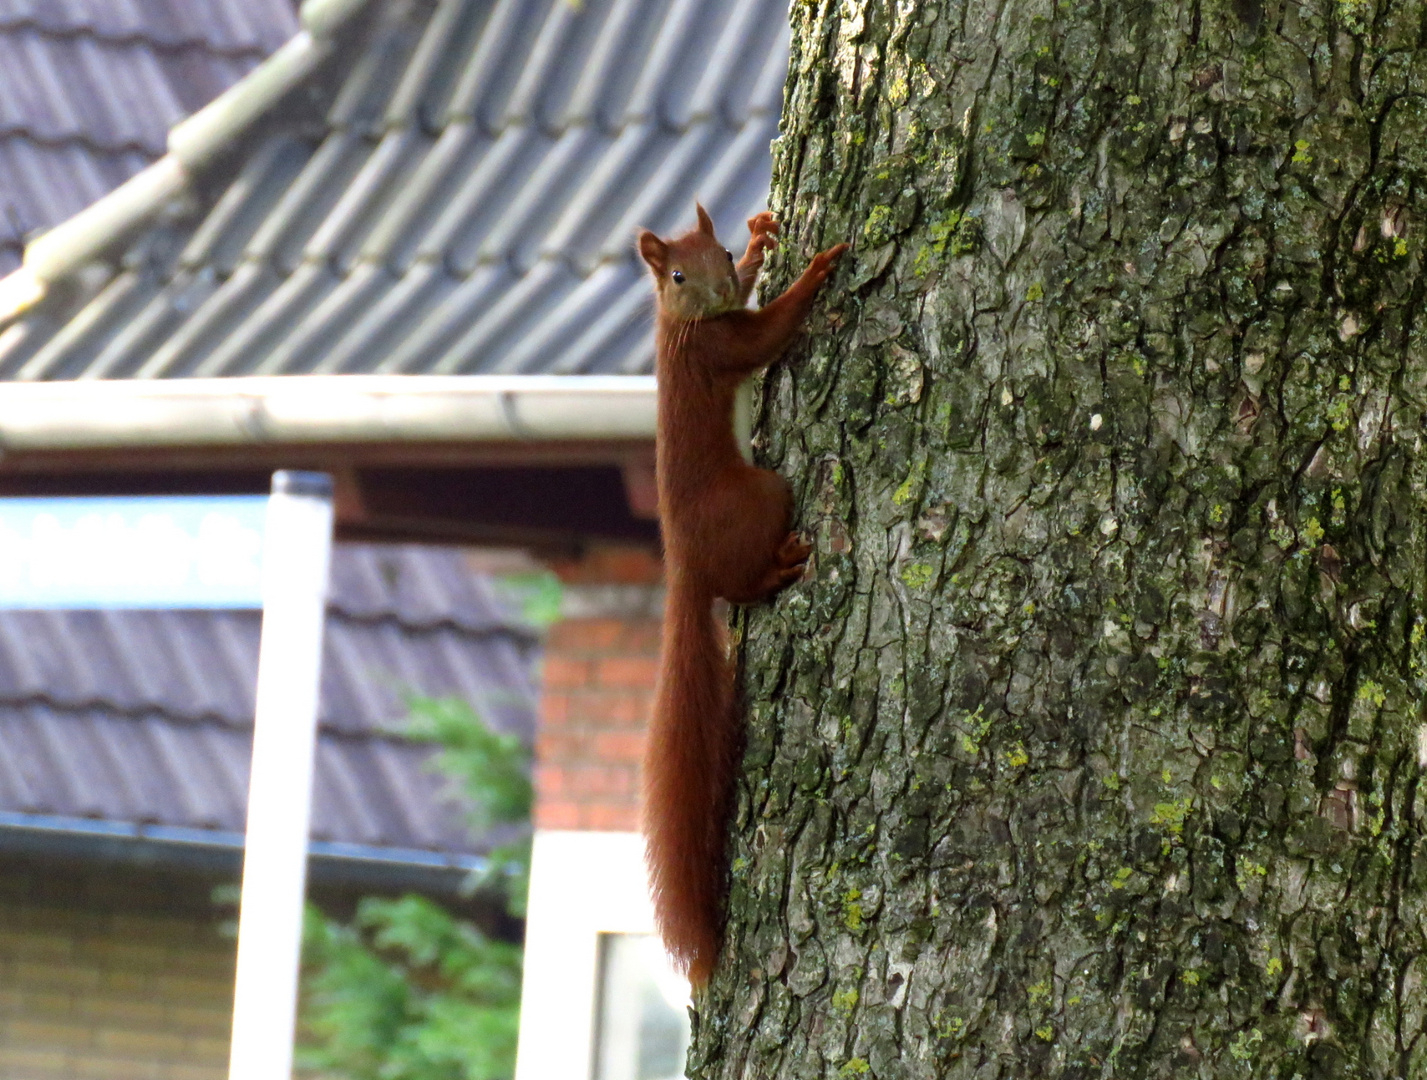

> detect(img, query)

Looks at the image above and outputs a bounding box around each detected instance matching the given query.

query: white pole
[228,471,334,1080]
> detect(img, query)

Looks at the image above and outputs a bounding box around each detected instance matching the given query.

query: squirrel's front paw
[745,213,780,258]
[747,212,780,239]
[808,243,851,283]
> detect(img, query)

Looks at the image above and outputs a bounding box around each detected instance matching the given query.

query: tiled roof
[0,0,298,275]
[0,543,539,861]
[0,0,788,380]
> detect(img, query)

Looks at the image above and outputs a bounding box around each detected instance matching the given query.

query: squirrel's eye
[671,270,685,284]
[725,249,733,261]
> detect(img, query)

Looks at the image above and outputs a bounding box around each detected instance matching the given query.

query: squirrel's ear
[638,230,668,274]
[695,203,716,237]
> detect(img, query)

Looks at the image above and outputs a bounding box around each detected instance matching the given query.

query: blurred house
[0,0,792,1076]
[0,541,539,1078]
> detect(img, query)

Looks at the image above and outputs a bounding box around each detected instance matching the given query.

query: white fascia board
[0,375,657,450]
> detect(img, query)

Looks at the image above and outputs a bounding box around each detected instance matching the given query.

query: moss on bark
[691,0,1427,1076]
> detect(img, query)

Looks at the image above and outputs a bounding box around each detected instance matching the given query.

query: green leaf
[298,697,532,1080]
[403,696,533,831]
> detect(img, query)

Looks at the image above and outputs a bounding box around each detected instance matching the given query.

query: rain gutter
[0,375,658,450]
[0,810,489,892]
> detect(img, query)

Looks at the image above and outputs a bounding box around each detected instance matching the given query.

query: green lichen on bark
[690,0,1427,1077]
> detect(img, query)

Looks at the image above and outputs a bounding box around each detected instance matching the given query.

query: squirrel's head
[637,204,741,320]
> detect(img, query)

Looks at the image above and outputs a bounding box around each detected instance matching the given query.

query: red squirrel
[638,204,849,987]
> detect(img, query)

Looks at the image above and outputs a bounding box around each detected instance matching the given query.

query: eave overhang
[0,374,656,451]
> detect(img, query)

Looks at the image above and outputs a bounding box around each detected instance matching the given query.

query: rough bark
[691,0,1427,1077]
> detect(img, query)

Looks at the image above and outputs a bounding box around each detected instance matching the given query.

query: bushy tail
[643,573,739,988]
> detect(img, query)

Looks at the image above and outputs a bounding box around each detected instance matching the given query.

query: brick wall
[535,546,664,832]
[0,857,234,1080]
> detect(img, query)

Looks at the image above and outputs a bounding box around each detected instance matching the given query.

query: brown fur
[638,205,848,987]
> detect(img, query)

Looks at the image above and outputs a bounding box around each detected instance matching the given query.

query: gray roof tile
[0,0,295,55]
[0,543,537,856]
[1,0,788,378]
[0,0,296,272]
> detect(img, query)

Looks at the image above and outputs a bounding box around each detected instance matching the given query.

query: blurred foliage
[404,695,533,916]
[406,696,534,834]
[298,897,522,1080]
[490,570,563,630]
[298,696,533,1080]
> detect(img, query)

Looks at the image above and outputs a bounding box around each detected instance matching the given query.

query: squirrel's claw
[805,243,850,284]
[740,215,780,269]
[747,211,780,237]
[746,214,781,254]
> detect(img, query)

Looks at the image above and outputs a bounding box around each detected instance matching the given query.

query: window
[593,933,691,1080]
[514,832,691,1080]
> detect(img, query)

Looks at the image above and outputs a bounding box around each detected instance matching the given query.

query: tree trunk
[691,0,1427,1076]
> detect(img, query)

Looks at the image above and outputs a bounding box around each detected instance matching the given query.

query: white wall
[515,830,682,1080]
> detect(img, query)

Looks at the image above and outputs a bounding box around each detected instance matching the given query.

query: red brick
[593,731,645,763]
[544,622,578,649]
[535,801,582,830]
[620,621,664,653]
[612,771,640,798]
[540,657,592,689]
[561,769,596,798]
[567,694,638,729]
[605,694,654,728]
[533,764,569,797]
[595,657,659,689]
[559,694,606,727]
[571,766,638,799]
[534,732,586,763]
[550,619,626,652]
[584,803,640,831]
[538,692,570,727]
[532,581,675,830]
[545,707,590,730]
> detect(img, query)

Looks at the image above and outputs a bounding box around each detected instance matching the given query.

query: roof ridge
[0,125,165,158]
[0,0,376,324]
[326,605,541,644]
[0,17,283,60]
[0,690,250,731]
[0,688,512,742]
